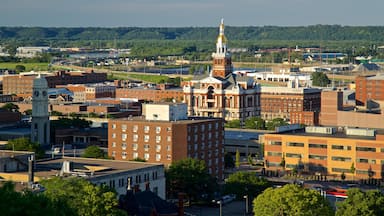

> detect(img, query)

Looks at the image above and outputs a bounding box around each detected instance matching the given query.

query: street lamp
[212,200,222,216]
[243,195,249,215]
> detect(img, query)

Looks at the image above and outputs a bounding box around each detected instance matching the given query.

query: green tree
[24,109,32,116]
[1,102,19,112]
[253,184,334,216]
[224,171,271,200]
[82,145,108,159]
[15,64,26,72]
[6,137,45,159]
[244,117,265,129]
[41,177,125,216]
[280,154,286,171]
[341,172,346,181]
[336,188,384,216]
[350,162,356,180]
[0,181,75,216]
[311,72,330,87]
[224,152,235,169]
[165,158,217,201]
[235,149,240,168]
[225,119,241,128]
[266,118,289,131]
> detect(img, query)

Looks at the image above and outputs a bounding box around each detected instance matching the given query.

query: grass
[0,62,64,72]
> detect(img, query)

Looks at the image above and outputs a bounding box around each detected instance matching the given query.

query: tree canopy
[336,188,384,216]
[1,102,19,112]
[311,72,330,87]
[40,177,125,216]
[244,117,266,130]
[0,182,74,216]
[6,137,45,159]
[165,158,217,201]
[266,118,289,131]
[224,171,271,200]
[82,145,108,159]
[253,184,333,216]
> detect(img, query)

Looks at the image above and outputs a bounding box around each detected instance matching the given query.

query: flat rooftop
[270,128,384,141]
[34,157,163,179]
[113,116,222,124]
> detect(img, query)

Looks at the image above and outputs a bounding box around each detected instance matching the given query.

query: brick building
[108,103,225,180]
[115,86,183,103]
[260,86,321,120]
[355,74,384,106]
[2,70,107,97]
[290,111,319,126]
[261,126,384,180]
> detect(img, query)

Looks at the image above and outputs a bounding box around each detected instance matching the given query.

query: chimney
[28,155,34,185]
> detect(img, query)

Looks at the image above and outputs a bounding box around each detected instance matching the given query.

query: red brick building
[108,103,224,180]
[355,74,384,106]
[2,70,107,97]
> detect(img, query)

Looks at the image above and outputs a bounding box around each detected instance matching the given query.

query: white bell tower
[31,73,50,147]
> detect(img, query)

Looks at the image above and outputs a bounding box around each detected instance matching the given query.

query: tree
[24,109,32,116]
[224,171,271,200]
[0,181,75,216]
[253,184,334,216]
[6,137,45,159]
[40,177,125,216]
[225,119,241,128]
[244,117,265,130]
[224,152,235,169]
[1,102,19,112]
[311,72,330,87]
[350,162,356,180]
[235,149,240,168]
[336,188,384,216]
[341,172,346,181]
[266,118,289,131]
[82,145,108,159]
[166,158,217,201]
[15,64,26,72]
[280,154,286,171]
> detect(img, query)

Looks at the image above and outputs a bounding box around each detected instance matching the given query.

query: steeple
[211,18,232,78]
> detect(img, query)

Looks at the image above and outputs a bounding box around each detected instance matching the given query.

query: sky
[2,0,384,27]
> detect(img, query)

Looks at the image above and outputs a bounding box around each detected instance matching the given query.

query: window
[121,124,127,132]
[111,124,116,129]
[111,142,116,148]
[167,155,171,160]
[144,126,150,133]
[309,155,327,160]
[332,145,351,150]
[167,136,171,142]
[121,133,127,141]
[122,143,127,150]
[122,152,127,159]
[133,125,138,132]
[286,142,304,147]
[156,126,161,133]
[156,154,161,161]
[267,152,282,157]
[167,127,172,132]
[309,144,327,149]
[144,144,150,151]
[112,151,116,157]
[331,156,351,162]
[111,133,116,138]
[167,145,171,151]
[133,152,138,159]
[144,135,149,142]
[356,147,376,152]
[144,153,150,160]
[268,141,282,146]
[156,136,161,143]
[133,134,138,142]
[156,145,161,152]
[132,143,138,151]
[286,153,302,158]
[332,168,350,173]
[357,158,368,163]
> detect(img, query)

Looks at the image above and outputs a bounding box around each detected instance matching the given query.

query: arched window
[207,86,214,99]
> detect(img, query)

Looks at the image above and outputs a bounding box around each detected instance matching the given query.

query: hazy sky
[2,0,384,27]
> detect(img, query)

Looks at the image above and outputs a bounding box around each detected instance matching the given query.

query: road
[185,201,252,216]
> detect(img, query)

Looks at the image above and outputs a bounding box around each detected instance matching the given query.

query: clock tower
[31,74,50,147]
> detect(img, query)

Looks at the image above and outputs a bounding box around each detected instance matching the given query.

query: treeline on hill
[1,25,384,42]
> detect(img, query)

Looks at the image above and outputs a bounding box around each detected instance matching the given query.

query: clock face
[42,91,47,96]
[34,91,39,97]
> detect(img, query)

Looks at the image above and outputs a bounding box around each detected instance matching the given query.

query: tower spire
[211,18,232,78]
